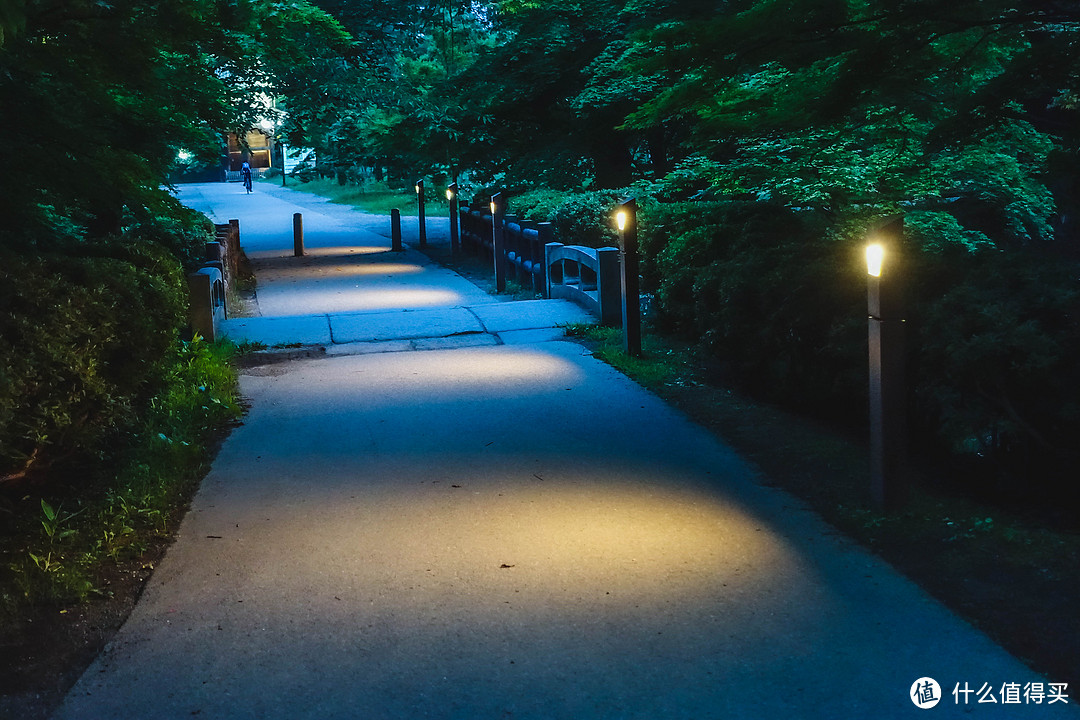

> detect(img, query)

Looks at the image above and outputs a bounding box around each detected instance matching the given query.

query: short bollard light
[491,192,507,292]
[866,218,907,511]
[415,179,427,248]
[615,198,641,357]
[447,182,460,255]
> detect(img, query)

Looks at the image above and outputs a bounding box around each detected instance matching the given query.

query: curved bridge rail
[459,203,493,255]
[544,243,622,326]
[458,202,625,326]
[503,215,552,297]
[188,266,227,342]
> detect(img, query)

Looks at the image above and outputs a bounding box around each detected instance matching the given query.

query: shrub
[641,198,1080,495]
[508,188,624,248]
[121,201,214,271]
[641,201,867,417]
[0,241,186,482]
[910,249,1080,488]
[1,336,241,609]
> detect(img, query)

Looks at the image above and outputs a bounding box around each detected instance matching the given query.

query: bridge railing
[187,266,226,342]
[503,215,552,297]
[544,243,622,326]
[458,200,626,326]
[459,202,493,255]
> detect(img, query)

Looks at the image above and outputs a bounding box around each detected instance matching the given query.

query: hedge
[0,221,207,483]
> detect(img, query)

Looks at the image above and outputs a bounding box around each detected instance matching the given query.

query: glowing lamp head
[490,201,497,214]
[866,243,884,277]
[446,188,453,201]
[616,210,628,232]
[415,184,421,194]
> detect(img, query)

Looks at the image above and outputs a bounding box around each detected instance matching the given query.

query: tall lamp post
[447,183,460,255]
[279,140,287,187]
[415,179,427,248]
[616,198,641,357]
[866,217,907,511]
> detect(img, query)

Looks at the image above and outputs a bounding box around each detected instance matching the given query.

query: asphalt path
[54,182,1079,719]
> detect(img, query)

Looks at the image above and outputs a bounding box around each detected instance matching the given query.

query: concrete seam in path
[463,304,491,334]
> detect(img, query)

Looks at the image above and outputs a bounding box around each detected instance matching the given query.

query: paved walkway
[56,182,1077,718]
[178,181,591,350]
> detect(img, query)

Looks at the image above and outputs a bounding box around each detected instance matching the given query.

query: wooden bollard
[293,213,304,257]
[391,209,403,252]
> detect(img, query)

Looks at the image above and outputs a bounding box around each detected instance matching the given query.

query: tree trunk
[591,132,632,189]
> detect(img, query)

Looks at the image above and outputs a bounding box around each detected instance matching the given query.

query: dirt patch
[0,422,238,718]
[236,346,327,370]
[0,539,173,719]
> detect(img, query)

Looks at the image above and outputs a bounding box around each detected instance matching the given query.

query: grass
[501,279,544,301]
[0,336,242,617]
[268,177,448,216]
[563,322,1080,689]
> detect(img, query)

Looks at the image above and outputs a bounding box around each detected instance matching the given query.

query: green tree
[624,0,1078,249]
[0,0,346,247]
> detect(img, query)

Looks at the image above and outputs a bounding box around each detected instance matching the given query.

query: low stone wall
[187,219,239,342]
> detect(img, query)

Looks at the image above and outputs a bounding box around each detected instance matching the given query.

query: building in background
[226,129,273,171]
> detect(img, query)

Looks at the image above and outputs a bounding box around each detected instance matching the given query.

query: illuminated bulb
[866,244,884,277]
[446,189,453,201]
[415,184,421,194]
[490,201,496,214]
[616,210,627,231]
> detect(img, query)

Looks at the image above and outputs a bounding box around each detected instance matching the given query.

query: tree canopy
[0,0,347,248]
[276,1,1080,256]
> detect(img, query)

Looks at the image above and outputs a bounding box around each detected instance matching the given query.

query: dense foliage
[273,1,1080,498]
[0,0,345,614]
[0,0,349,475]
[1,336,241,609]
